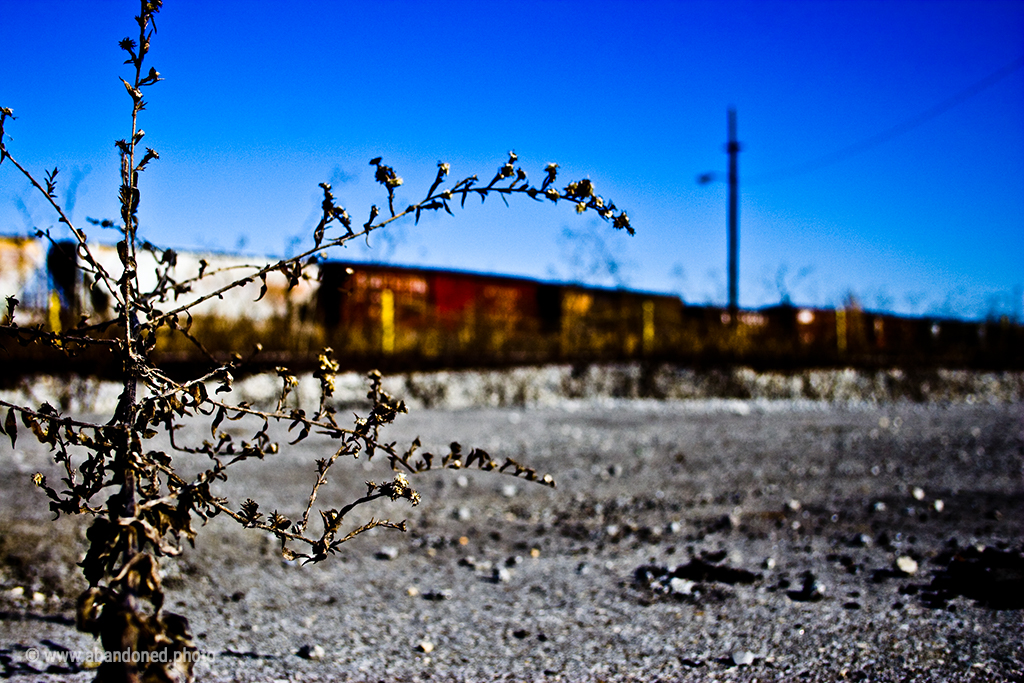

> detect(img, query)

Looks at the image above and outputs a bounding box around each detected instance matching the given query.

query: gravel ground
[1,393,1022,681]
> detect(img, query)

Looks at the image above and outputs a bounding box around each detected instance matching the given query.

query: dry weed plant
[0,2,632,681]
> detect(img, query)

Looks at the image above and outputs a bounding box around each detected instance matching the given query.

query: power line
[747,55,1024,185]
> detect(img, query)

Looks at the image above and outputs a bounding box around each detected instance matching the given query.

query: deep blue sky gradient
[2,0,1022,319]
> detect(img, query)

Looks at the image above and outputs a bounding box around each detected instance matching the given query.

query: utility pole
[697,107,743,317]
[727,107,741,317]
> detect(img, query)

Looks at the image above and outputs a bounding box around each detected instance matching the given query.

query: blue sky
[2,0,1022,319]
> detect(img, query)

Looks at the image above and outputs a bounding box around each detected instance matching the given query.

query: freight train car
[316,261,682,369]
[2,235,1022,377]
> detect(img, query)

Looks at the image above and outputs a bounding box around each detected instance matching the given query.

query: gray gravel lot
[1,394,1022,681]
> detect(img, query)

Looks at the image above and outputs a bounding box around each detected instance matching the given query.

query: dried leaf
[255,273,268,302]
[211,406,226,437]
[4,409,15,448]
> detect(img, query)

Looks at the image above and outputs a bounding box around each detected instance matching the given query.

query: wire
[746,55,1024,185]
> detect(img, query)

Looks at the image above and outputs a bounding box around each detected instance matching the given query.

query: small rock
[376,546,399,561]
[407,586,420,597]
[456,475,469,488]
[715,512,741,530]
[423,589,453,601]
[417,640,434,654]
[297,644,325,660]
[912,487,926,501]
[501,484,518,498]
[788,571,825,602]
[31,591,46,604]
[895,556,918,575]
[933,499,945,512]
[10,587,24,598]
[456,506,472,521]
[762,557,776,570]
[847,533,872,548]
[731,650,756,666]
[493,567,512,583]
[785,499,802,513]
[641,524,662,540]
[872,501,887,513]
[669,577,695,595]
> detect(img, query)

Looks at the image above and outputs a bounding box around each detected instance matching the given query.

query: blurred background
[2,0,1022,321]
